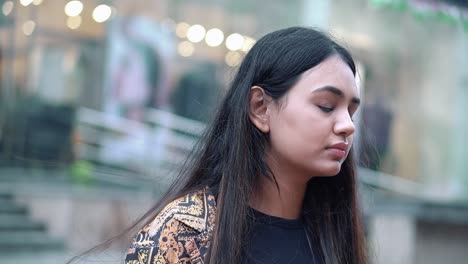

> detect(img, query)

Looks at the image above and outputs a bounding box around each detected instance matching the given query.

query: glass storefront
[1,0,467,198]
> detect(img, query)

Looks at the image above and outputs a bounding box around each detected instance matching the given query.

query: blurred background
[0,0,467,263]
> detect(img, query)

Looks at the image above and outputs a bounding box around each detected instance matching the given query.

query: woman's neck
[250,174,308,220]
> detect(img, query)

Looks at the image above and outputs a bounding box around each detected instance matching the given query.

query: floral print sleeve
[125,218,192,264]
[125,188,216,264]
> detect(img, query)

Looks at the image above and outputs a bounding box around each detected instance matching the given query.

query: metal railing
[76,107,206,187]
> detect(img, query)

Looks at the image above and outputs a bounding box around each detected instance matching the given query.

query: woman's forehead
[298,56,359,98]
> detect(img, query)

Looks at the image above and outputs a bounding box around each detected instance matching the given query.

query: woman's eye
[318,106,334,113]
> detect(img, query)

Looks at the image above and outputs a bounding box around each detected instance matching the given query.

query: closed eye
[318,106,334,113]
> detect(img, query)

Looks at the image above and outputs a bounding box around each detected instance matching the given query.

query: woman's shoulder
[147,187,217,235]
[125,187,216,263]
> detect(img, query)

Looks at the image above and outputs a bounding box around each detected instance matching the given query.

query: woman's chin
[313,162,342,177]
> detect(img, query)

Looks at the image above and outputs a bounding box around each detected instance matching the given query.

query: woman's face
[267,55,360,179]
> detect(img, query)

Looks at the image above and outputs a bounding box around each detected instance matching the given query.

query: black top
[243,209,317,264]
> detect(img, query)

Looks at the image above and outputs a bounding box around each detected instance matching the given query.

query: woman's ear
[249,86,271,133]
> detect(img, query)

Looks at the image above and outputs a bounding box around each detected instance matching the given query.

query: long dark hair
[71,26,367,264]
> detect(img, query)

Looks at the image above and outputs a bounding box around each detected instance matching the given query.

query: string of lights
[1,0,257,66]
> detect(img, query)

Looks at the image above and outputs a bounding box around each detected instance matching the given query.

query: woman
[125,27,367,264]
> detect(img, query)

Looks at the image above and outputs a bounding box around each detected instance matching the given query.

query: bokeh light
[226,33,245,51]
[205,28,224,47]
[178,41,195,57]
[225,51,243,67]
[64,1,83,17]
[187,24,206,43]
[19,0,33,7]
[92,4,112,23]
[241,37,256,52]
[2,1,13,16]
[175,22,190,38]
[22,20,36,36]
[67,16,82,30]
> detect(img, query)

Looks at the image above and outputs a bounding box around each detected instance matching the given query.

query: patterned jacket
[125,188,217,264]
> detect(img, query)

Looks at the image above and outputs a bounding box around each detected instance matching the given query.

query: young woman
[125,27,367,264]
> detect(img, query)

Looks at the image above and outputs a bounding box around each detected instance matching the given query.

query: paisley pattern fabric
[125,188,217,264]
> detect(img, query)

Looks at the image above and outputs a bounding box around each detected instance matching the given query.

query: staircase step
[0,201,28,214]
[0,192,13,200]
[0,230,64,251]
[0,214,45,231]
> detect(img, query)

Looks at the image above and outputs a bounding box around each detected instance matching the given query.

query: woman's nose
[333,113,355,137]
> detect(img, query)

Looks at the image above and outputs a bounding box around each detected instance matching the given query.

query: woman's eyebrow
[312,85,361,105]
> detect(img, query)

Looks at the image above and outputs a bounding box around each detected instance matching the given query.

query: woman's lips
[326,142,348,160]
[327,148,346,159]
